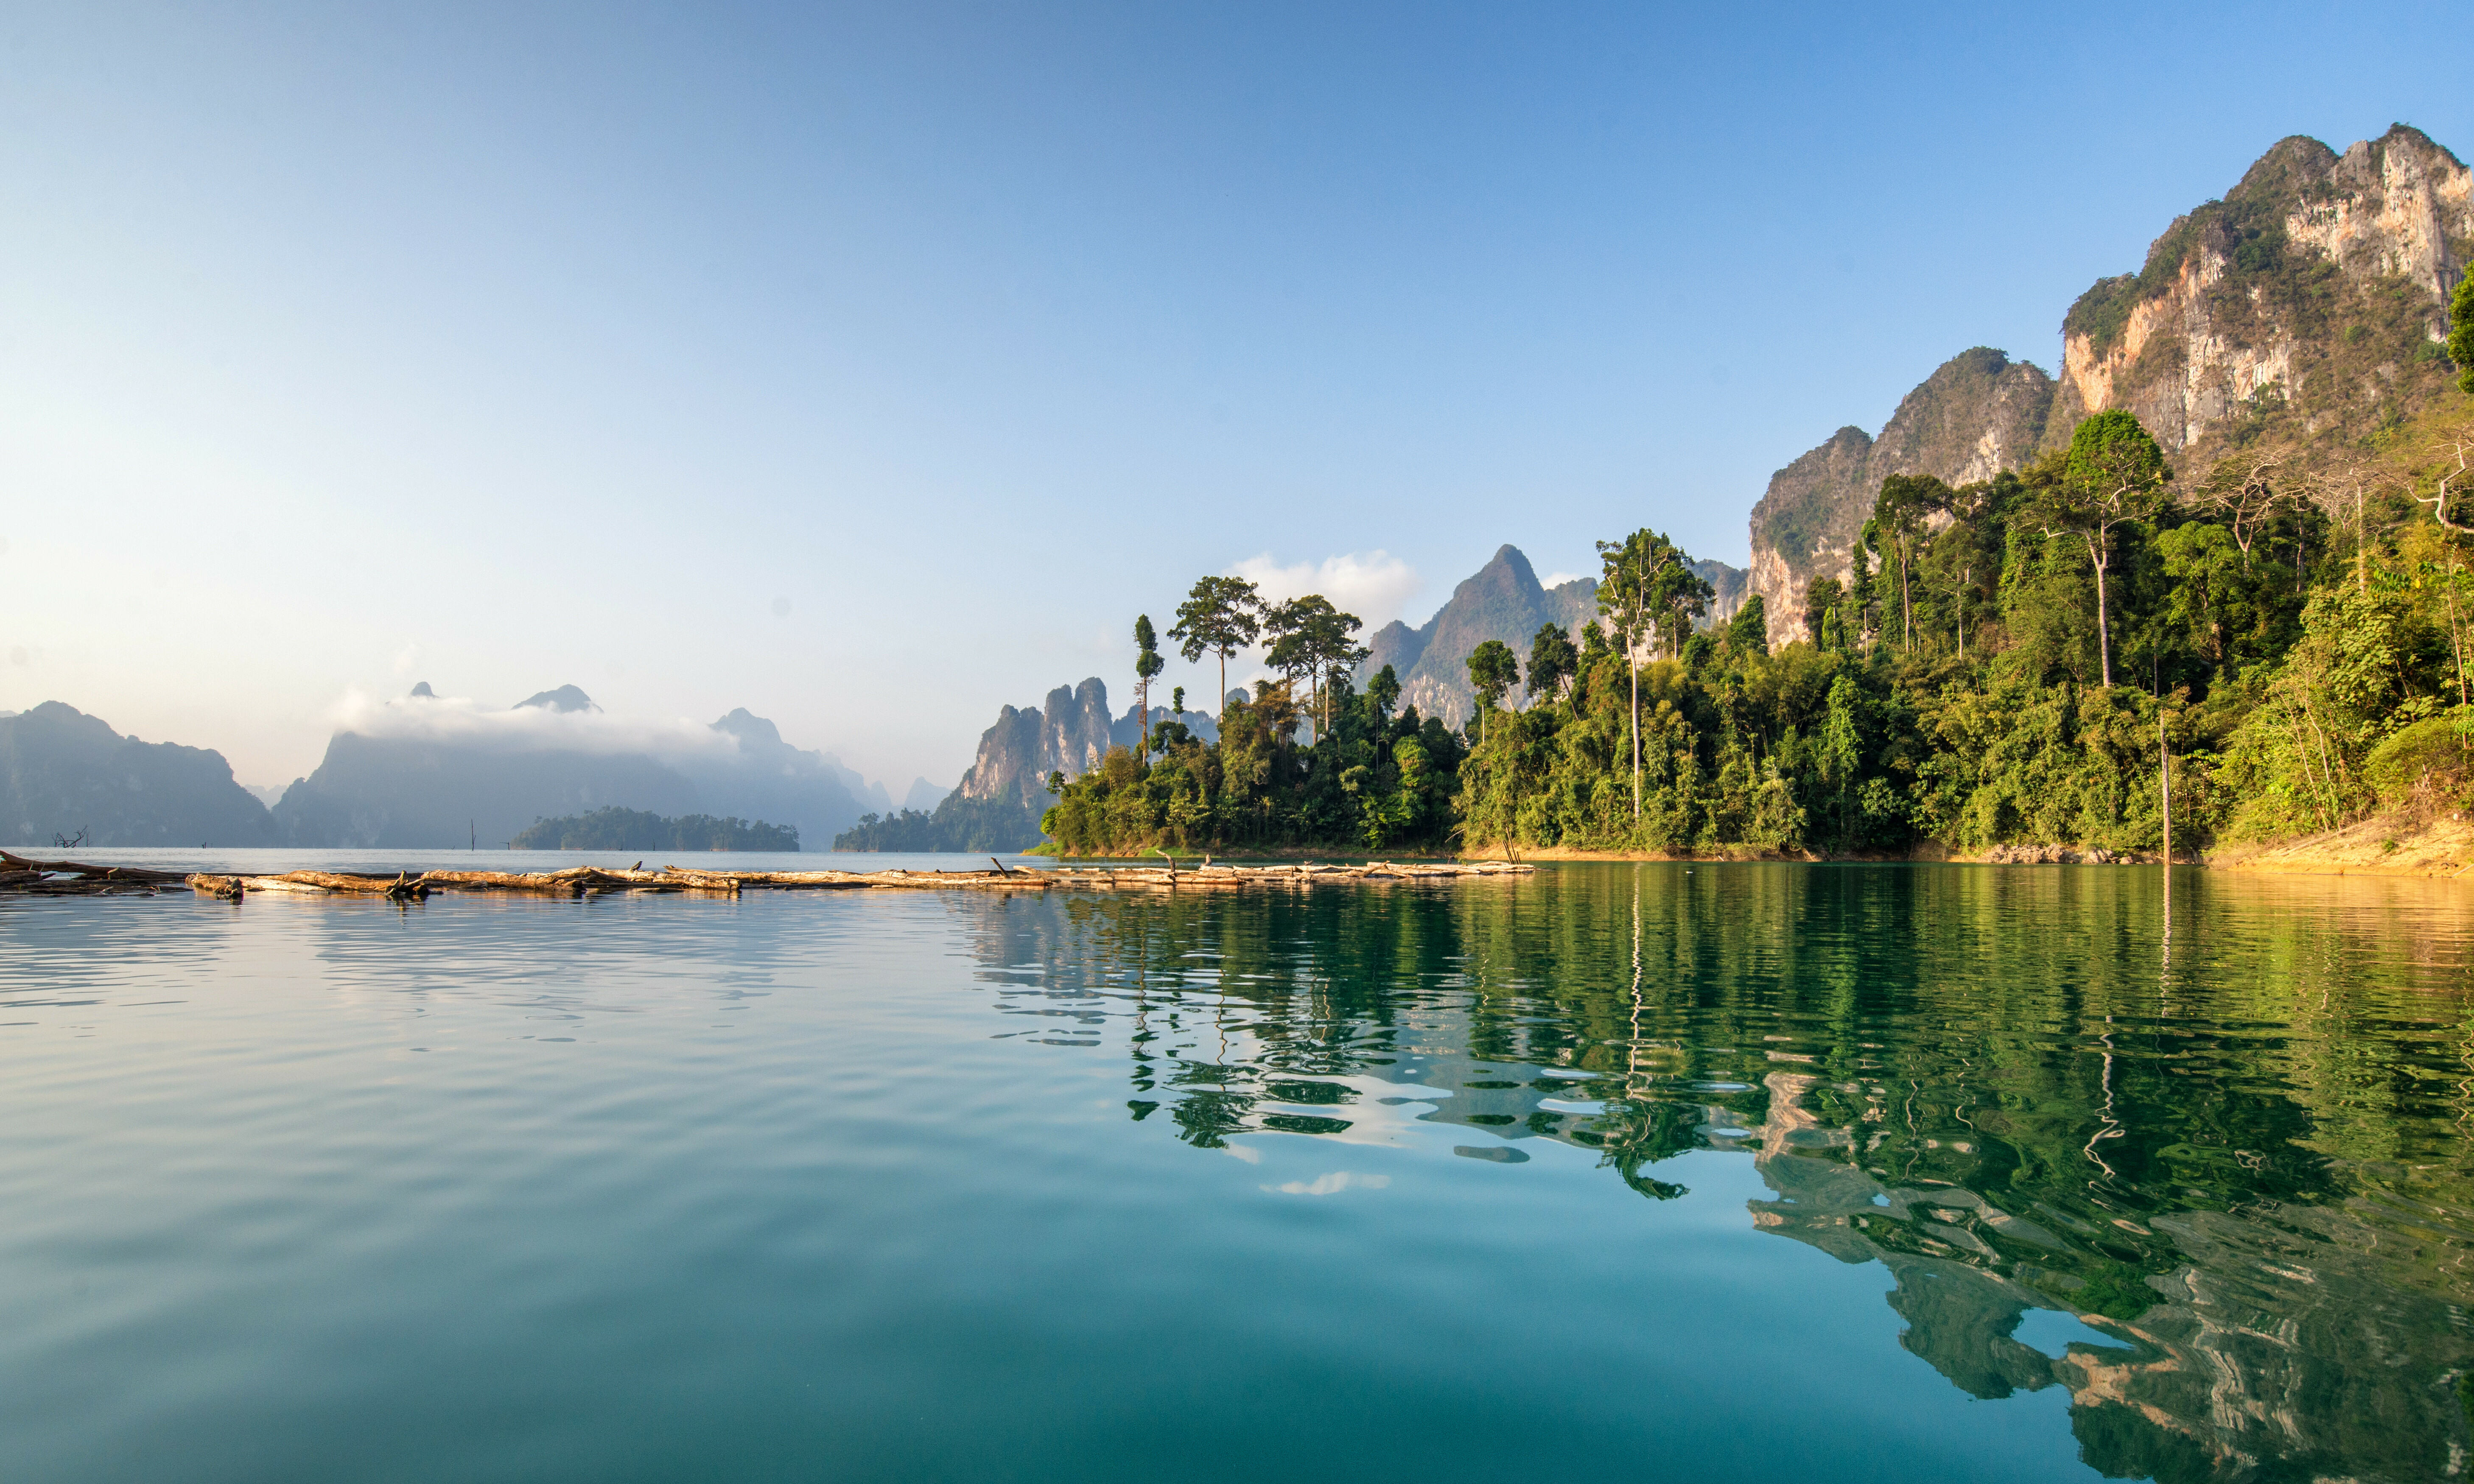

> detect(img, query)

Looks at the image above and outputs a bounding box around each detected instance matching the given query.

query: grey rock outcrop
[513,685,598,713]
[955,678,1120,807]
[1748,348,2056,646]
[1357,545,1592,727]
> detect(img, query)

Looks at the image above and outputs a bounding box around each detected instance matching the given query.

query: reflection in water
[953,864,2474,1482]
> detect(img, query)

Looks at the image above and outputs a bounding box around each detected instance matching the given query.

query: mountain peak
[513,685,597,714]
[1748,347,2054,646]
[712,707,785,748]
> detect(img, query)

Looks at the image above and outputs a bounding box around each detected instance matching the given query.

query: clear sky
[3,2,2468,795]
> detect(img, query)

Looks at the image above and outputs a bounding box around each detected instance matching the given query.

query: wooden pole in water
[2159,707,2172,867]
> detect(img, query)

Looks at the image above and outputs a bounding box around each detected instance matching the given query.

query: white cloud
[326,687,739,759]
[1264,1171,1391,1196]
[1539,572,1587,588]
[1229,550,1421,630]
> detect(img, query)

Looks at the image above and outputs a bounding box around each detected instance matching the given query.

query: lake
[2,858,2468,1481]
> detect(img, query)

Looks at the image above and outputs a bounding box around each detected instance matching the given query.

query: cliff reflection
[948,864,2474,1481]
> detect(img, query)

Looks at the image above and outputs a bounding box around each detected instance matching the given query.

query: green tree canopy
[1875,474,1953,649]
[1803,575,1846,651]
[1364,663,1402,724]
[2041,410,2172,686]
[1133,614,1166,758]
[1169,575,1262,715]
[1466,639,1519,743]
[1724,592,1769,656]
[1264,595,1368,739]
[1527,622,1579,705]
[1597,527,1706,820]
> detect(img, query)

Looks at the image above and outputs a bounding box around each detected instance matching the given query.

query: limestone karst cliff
[1749,348,2056,646]
[954,679,1119,807]
[848,679,1217,852]
[1746,123,2468,648]
[2050,124,2469,464]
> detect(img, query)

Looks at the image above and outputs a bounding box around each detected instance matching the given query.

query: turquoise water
[2,861,2469,1481]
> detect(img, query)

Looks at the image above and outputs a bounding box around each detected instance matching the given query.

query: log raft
[0,850,1531,901]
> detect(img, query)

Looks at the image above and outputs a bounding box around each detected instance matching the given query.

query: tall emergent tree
[1261,595,1366,741]
[1132,614,1165,759]
[1169,576,1262,720]
[1598,528,1687,819]
[1724,593,1768,657]
[1466,640,1519,743]
[1647,548,1715,658]
[1874,474,1950,649]
[1527,622,1578,706]
[1304,601,1368,737]
[1262,597,1317,737]
[2039,409,2171,687]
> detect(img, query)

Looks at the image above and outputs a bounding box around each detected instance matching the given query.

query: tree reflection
[946,864,2474,1478]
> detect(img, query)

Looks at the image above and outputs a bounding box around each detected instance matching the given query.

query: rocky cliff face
[1690,558,1751,631]
[2049,125,2470,465]
[954,678,1121,806]
[1742,126,2469,651]
[1748,348,2056,646]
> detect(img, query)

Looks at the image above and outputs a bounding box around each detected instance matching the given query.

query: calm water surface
[2,860,2469,1482]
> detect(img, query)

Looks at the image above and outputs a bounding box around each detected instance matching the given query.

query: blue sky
[3,1,2467,791]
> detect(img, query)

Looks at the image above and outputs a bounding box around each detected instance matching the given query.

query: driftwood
[9,852,1534,904]
[1,850,190,884]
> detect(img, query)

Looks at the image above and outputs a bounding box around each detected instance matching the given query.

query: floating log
[18,854,1532,903]
[188,874,328,896]
[0,850,191,884]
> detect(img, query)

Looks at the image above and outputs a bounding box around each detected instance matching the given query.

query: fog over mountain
[253,685,900,849]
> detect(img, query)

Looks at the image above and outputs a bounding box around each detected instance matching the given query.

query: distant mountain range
[0,688,901,851]
[266,688,890,849]
[22,126,2457,855]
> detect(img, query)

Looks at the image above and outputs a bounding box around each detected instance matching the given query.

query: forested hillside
[1045,381,2474,858]
[510,808,798,852]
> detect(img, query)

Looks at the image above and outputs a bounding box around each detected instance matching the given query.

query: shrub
[2362,713,2474,810]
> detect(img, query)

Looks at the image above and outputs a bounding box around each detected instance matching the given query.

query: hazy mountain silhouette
[271,686,880,849]
[0,702,276,847]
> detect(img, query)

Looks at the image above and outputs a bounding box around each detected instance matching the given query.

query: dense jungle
[1044,386,2474,859]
